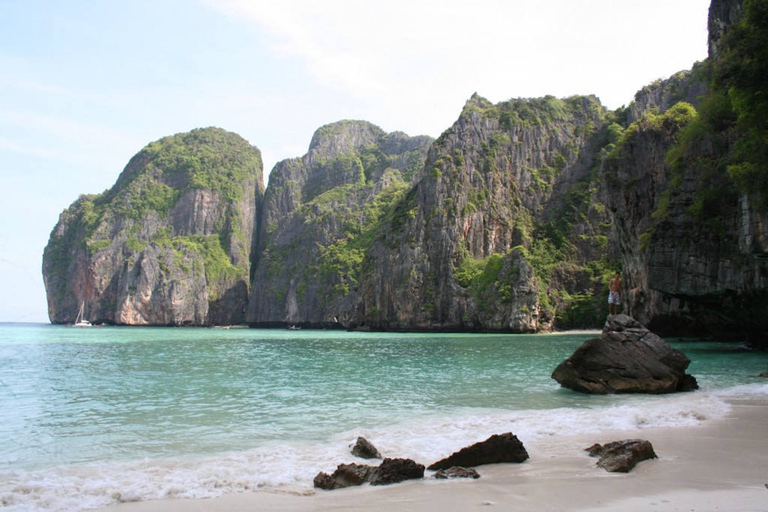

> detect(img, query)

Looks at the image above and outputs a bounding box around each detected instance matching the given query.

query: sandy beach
[95,396,768,512]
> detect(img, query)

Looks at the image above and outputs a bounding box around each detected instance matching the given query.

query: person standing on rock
[608,272,622,315]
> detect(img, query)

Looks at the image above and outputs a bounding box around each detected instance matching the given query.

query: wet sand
[97,397,768,512]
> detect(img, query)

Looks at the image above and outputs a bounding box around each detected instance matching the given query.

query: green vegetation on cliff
[712,0,768,205]
[313,176,410,297]
[43,127,262,325]
[461,93,604,134]
[607,100,708,247]
[608,0,767,253]
[51,0,766,332]
[423,94,617,330]
[634,0,768,224]
[251,121,433,323]
[68,128,261,239]
[137,128,262,203]
[150,232,243,291]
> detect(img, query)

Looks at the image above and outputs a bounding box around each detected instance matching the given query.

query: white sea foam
[710,381,768,397]
[2,386,759,512]
[345,390,734,463]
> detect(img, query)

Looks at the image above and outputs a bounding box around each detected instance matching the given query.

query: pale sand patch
[96,398,768,512]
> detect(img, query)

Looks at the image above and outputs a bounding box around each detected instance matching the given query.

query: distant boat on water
[72,302,92,328]
[287,324,301,330]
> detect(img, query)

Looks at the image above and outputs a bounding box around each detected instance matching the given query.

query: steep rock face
[43,128,264,325]
[358,95,615,332]
[708,0,744,57]
[247,120,432,326]
[605,0,768,341]
[626,0,729,124]
[604,104,696,327]
[605,99,768,338]
[626,64,709,124]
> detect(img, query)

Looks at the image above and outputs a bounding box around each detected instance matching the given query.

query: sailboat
[73,302,92,328]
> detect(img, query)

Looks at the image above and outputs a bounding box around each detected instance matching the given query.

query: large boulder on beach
[369,458,425,486]
[314,458,425,490]
[586,439,658,472]
[551,314,698,394]
[427,433,529,470]
[313,463,376,490]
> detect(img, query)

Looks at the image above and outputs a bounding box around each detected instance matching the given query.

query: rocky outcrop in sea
[43,127,263,326]
[551,315,698,394]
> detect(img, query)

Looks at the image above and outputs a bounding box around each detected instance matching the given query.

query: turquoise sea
[1,323,766,511]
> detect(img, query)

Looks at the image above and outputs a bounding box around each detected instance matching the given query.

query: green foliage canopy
[713,0,768,201]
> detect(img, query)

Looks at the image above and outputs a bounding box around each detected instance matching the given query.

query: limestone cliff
[357,95,616,332]
[246,121,432,326]
[604,0,768,342]
[43,127,263,326]
[625,64,709,125]
[606,99,768,340]
[43,0,768,338]
[708,0,744,57]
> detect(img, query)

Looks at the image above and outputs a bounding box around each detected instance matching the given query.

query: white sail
[73,302,92,328]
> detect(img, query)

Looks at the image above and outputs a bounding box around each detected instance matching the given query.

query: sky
[0,0,711,323]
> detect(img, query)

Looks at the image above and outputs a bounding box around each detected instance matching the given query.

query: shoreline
[96,396,768,512]
[21,322,605,334]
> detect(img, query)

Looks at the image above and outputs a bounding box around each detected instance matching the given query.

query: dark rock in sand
[433,466,481,479]
[313,472,338,491]
[369,458,425,486]
[551,314,698,394]
[586,439,658,473]
[427,433,529,471]
[585,443,603,457]
[351,436,382,459]
[313,463,375,490]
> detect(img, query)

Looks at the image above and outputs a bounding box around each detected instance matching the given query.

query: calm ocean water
[1,323,766,511]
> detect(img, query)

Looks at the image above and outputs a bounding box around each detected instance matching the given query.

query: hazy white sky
[0,0,710,322]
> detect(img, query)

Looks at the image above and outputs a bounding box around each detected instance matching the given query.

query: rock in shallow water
[313,458,425,490]
[351,436,382,459]
[313,463,375,490]
[551,314,698,394]
[369,458,425,486]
